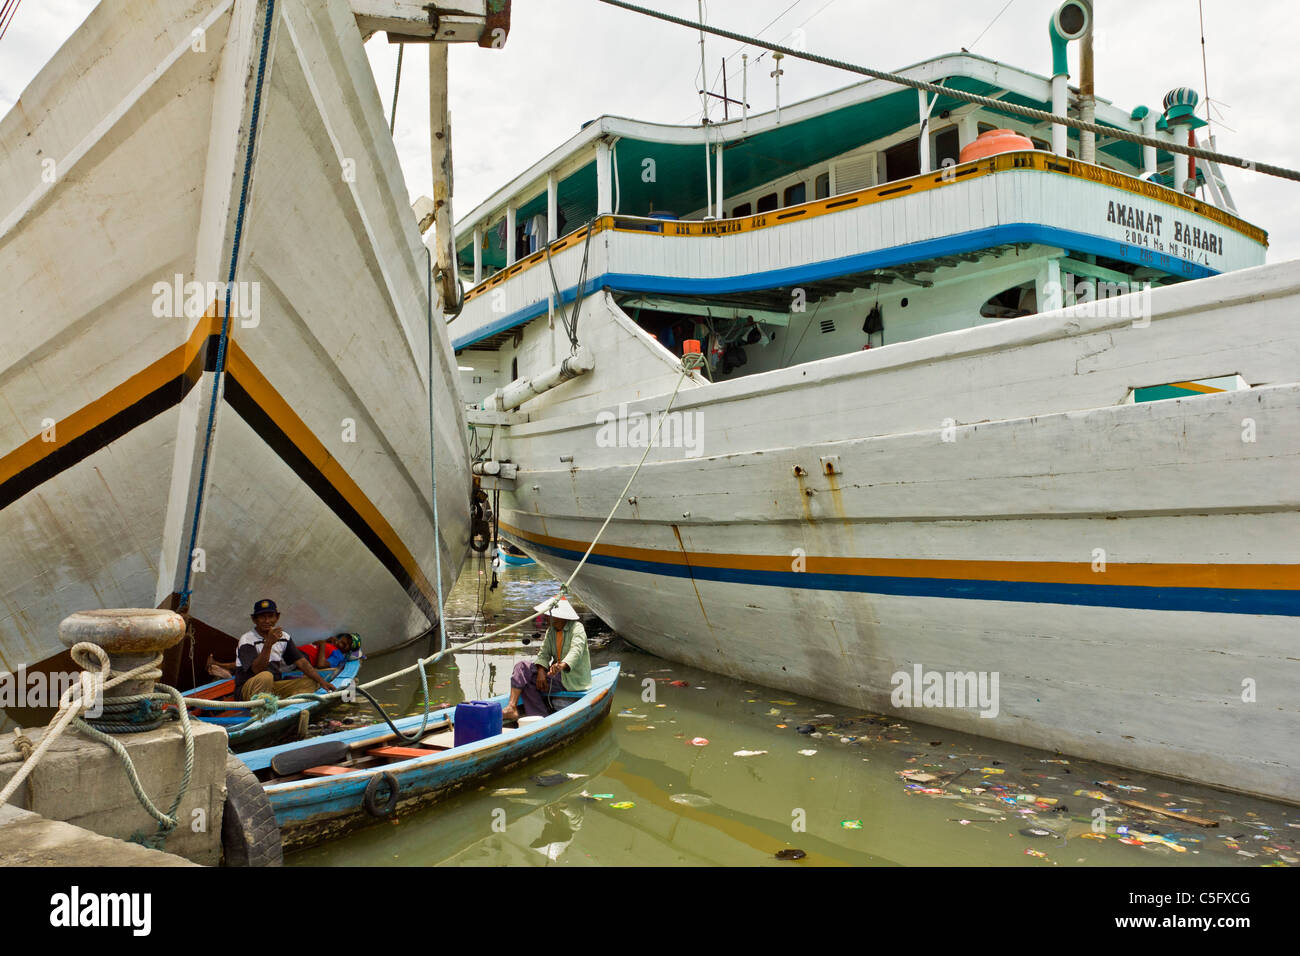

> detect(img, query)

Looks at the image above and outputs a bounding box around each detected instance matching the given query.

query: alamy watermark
[50,887,150,936]
[891,663,999,718]
[0,668,102,717]
[151,274,261,327]
[1045,272,1152,326]
[595,403,704,457]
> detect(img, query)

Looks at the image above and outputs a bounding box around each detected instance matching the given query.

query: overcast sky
[3,0,1296,259]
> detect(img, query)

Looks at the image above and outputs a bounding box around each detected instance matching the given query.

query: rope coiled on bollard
[0,643,195,849]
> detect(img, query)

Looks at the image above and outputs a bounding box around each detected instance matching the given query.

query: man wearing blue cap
[235,599,336,700]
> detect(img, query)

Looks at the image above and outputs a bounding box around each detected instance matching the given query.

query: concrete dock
[0,804,197,866]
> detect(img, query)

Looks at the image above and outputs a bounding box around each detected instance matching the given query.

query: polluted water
[290,557,1298,867]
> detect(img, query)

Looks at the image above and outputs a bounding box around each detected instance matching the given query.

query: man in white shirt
[235,598,336,700]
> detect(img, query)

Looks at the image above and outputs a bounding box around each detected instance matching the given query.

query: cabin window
[1031,137,1050,151]
[934,127,961,168]
[511,356,518,381]
[884,137,921,182]
[977,122,997,136]
[979,281,1037,319]
[815,172,830,199]
[784,182,807,206]
[756,192,779,213]
[732,202,752,218]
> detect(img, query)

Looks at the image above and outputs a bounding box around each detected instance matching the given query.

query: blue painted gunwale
[499,548,535,566]
[183,659,362,748]
[452,222,1231,350]
[240,662,621,847]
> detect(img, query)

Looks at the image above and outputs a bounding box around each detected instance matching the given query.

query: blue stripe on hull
[519,536,1300,617]
[453,223,1222,349]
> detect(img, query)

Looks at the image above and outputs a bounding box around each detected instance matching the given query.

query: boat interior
[252,695,584,784]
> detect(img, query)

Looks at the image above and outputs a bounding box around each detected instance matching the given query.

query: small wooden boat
[238,662,620,850]
[184,659,362,750]
[498,544,535,567]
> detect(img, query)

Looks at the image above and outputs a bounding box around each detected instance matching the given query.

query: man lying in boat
[502,597,591,721]
[235,599,336,700]
[299,632,364,670]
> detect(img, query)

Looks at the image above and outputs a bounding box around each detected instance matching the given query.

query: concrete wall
[0,720,227,865]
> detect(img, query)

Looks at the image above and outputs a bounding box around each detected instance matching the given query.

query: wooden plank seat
[369,745,439,759]
[302,765,354,777]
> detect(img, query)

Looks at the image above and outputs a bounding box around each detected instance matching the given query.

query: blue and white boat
[185,659,363,750]
[448,3,1298,803]
[238,662,620,849]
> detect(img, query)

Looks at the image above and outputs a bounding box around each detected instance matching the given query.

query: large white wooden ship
[448,6,1298,801]
[0,0,507,685]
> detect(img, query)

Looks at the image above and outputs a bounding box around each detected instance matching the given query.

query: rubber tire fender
[221,753,283,867]
[363,771,401,818]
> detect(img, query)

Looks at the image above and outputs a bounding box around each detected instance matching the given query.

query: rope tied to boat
[0,643,195,848]
[0,729,33,766]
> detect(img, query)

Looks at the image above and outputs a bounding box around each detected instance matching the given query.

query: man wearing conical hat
[503,595,591,721]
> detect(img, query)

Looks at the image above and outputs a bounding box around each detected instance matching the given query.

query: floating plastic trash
[798,749,817,756]
[733,750,768,757]
[609,802,635,810]
[841,820,863,829]
[688,737,709,746]
[775,848,806,860]
[670,793,713,808]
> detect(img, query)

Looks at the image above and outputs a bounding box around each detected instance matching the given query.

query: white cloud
[4,0,1294,261]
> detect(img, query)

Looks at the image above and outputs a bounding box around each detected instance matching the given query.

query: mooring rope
[597,0,1300,184]
[0,644,195,848]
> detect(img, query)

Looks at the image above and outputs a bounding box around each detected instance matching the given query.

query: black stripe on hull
[0,346,207,512]
[0,339,437,623]
[220,375,438,623]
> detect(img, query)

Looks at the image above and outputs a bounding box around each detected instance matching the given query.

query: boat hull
[0,0,470,680]
[185,658,363,749]
[491,265,1300,804]
[247,663,620,850]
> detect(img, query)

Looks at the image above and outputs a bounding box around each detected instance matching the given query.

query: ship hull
[488,267,1300,803]
[0,0,470,676]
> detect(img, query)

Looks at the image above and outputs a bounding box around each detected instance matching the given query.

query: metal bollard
[58,609,185,699]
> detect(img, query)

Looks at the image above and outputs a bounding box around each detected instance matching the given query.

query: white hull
[487,264,1300,803]
[0,0,471,673]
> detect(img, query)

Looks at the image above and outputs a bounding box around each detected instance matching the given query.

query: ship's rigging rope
[599,0,1300,184]
[544,219,596,352]
[0,0,23,44]
[179,0,277,612]
[426,244,449,655]
[390,43,405,133]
